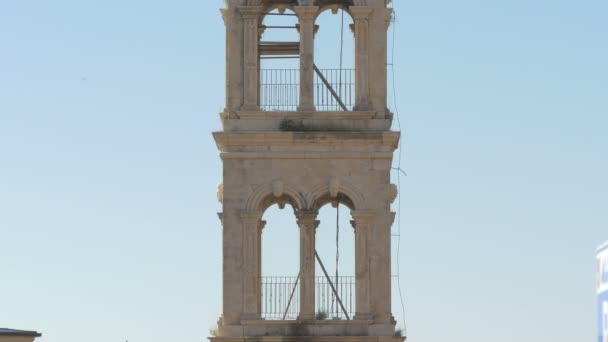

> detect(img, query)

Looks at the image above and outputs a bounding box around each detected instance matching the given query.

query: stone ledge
[210,337,404,342]
[220,111,392,132]
[213,132,400,153]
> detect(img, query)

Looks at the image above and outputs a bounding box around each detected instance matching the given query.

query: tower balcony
[221,66,391,133]
[261,275,355,321]
[260,68,354,112]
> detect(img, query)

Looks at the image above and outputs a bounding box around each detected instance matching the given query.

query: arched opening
[259,8,300,111]
[259,201,300,320]
[314,8,355,111]
[314,193,356,320]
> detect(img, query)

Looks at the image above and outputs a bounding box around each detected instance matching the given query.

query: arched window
[259,201,300,320]
[259,8,300,111]
[315,200,355,320]
[314,8,355,111]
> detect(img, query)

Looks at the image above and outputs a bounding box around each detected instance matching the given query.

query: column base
[297,105,316,112]
[240,313,262,321]
[296,314,315,322]
[241,105,260,111]
[353,313,373,321]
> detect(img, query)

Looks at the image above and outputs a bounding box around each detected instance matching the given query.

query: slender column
[239,6,262,111]
[297,210,319,320]
[351,7,373,111]
[295,6,319,112]
[240,211,263,320]
[351,210,375,320]
[257,220,266,315]
[221,8,243,112]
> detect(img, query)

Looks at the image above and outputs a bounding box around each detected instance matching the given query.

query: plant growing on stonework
[315,310,329,320]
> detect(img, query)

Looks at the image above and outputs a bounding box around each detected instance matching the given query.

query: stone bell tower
[212,0,402,341]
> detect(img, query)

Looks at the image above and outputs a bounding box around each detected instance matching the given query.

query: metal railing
[261,275,355,320]
[314,68,354,111]
[259,68,354,112]
[260,69,300,111]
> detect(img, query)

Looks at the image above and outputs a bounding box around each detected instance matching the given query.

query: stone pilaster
[240,211,263,320]
[369,211,395,325]
[294,6,319,112]
[221,8,243,112]
[296,210,319,320]
[351,210,375,320]
[350,7,373,111]
[239,6,262,111]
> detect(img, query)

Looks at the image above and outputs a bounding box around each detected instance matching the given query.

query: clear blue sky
[1,1,607,341]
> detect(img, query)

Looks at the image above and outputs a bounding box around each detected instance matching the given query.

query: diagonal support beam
[313,64,349,111]
[314,250,350,320]
[283,272,301,320]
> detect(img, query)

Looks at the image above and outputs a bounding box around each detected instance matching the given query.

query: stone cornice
[213,132,400,152]
[219,151,395,160]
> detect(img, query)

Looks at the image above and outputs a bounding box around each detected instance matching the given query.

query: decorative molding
[351,210,376,224]
[213,132,401,152]
[329,177,341,198]
[235,110,377,120]
[239,5,263,18]
[220,151,395,160]
[389,184,398,204]
[296,210,320,229]
[217,183,224,203]
[349,6,373,19]
[272,179,284,197]
[307,179,367,211]
[294,5,319,20]
[246,182,306,212]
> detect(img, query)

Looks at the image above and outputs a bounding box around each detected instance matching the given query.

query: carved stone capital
[258,220,267,232]
[220,8,237,25]
[384,8,394,30]
[351,210,376,225]
[350,6,374,20]
[240,211,263,225]
[239,5,263,19]
[294,6,319,21]
[296,210,320,229]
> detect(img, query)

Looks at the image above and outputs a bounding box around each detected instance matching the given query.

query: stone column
[369,211,396,328]
[351,210,375,320]
[295,6,318,112]
[240,211,263,320]
[297,210,319,320]
[257,220,266,315]
[350,7,373,111]
[240,6,262,111]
